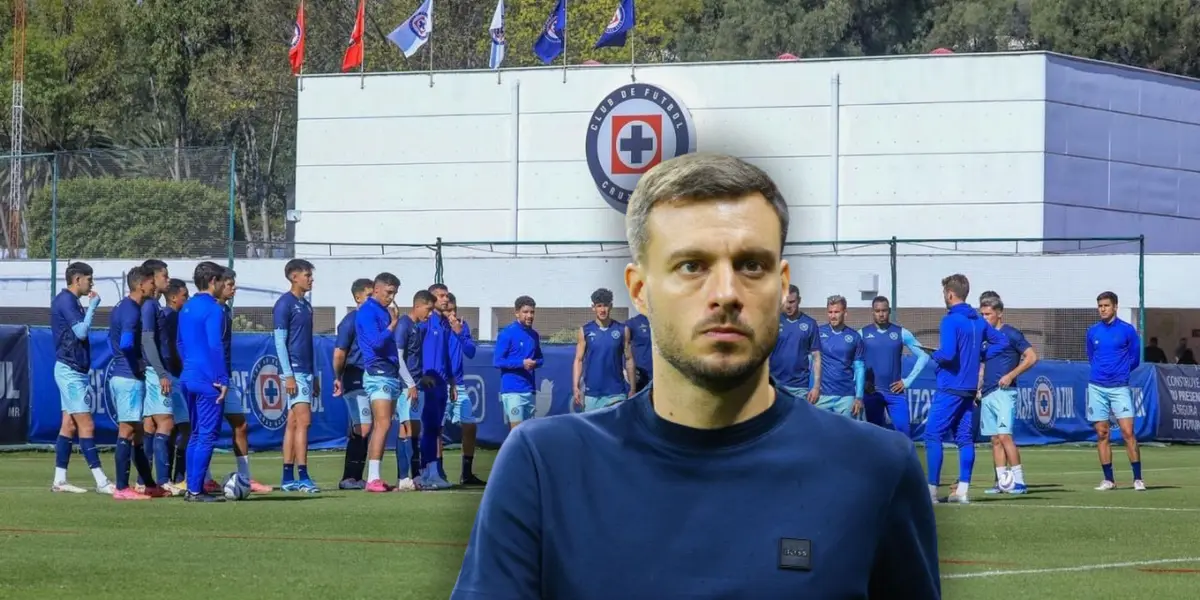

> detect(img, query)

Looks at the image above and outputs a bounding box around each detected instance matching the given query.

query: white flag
[387,0,434,59]
[487,0,506,69]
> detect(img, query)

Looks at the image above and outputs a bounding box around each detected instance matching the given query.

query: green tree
[26,177,234,259]
[1030,0,1200,77]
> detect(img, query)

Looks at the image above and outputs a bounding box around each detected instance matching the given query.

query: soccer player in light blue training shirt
[274,258,318,493]
[816,295,865,417]
[1087,291,1145,491]
[418,283,457,489]
[334,278,374,490]
[178,261,230,503]
[445,292,486,486]
[978,295,1037,495]
[626,312,652,392]
[494,295,543,429]
[860,295,928,437]
[394,290,432,486]
[137,259,180,495]
[49,261,114,494]
[573,288,635,413]
[925,274,1008,504]
[770,284,822,403]
[108,266,166,501]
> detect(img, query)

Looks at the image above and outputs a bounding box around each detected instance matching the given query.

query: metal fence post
[227,147,236,269]
[434,237,444,284]
[1138,234,1146,361]
[49,153,59,302]
[889,236,898,320]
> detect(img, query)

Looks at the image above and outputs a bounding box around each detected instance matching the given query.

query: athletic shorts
[816,394,857,418]
[223,387,245,417]
[778,385,810,401]
[364,373,401,402]
[501,392,535,424]
[53,362,92,415]
[980,388,1018,436]
[445,385,479,425]
[344,388,372,426]
[583,394,625,413]
[1087,384,1134,423]
[109,376,145,423]
[287,372,314,407]
[143,366,182,419]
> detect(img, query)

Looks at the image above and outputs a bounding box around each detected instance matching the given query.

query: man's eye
[679,261,701,274]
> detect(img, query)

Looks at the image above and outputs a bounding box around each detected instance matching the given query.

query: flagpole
[561,0,568,83]
[359,1,366,90]
[428,8,435,88]
[629,25,636,82]
[299,64,305,92]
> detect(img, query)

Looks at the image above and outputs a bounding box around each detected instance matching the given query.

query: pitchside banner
[1149,364,1200,442]
[24,326,1164,449]
[0,325,30,445]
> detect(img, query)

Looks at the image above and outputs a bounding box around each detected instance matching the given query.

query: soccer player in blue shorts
[860,295,928,436]
[816,295,865,418]
[334,278,374,490]
[49,261,114,494]
[159,279,190,487]
[355,272,406,492]
[108,266,166,500]
[925,274,1009,504]
[769,284,822,403]
[178,261,230,503]
[274,259,319,493]
[978,295,1037,495]
[395,290,433,487]
[626,311,652,392]
[1087,291,1145,491]
[494,295,543,430]
[572,288,634,413]
[137,259,182,495]
[445,292,486,486]
[417,283,457,489]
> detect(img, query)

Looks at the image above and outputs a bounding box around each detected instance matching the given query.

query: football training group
[45,257,1145,504]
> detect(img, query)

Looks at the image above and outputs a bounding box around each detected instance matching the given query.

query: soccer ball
[997,470,1016,492]
[223,473,251,501]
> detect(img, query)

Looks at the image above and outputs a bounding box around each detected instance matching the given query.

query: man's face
[168,289,189,310]
[413,301,434,322]
[1097,299,1116,321]
[218,278,238,302]
[137,276,156,298]
[446,303,458,321]
[624,194,787,392]
[152,269,170,294]
[73,274,94,296]
[943,288,954,309]
[827,303,846,328]
[782,292,799,317]
[291,269,314,293]
[980,305,1000,328]
[373,283,397,307]
[516,305,535,327]
[593,302,611,321]
[431,287,450,311]
[353,289,370,307]
[872,302,890,327]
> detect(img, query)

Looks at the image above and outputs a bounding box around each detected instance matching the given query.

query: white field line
[945,557,1200,579]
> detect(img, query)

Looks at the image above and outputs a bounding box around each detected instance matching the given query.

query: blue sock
[80,438,101,469]
[132,443,155,487]
[115,438,133,490]
[142,435,156,485]
[283,463,295,483]
[410,438,422,477]
[153,433,171,485]
[1131,461,1142,480]
[298,465,309,481]
[54,435,72,470]
[396,438,412,479]
[1102,463,1114,482]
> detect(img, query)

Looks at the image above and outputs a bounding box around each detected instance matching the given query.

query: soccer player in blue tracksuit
[108,266,164,501]
[445,292,486,486]
[860,296,929,437]
[978,295,1037,495]
[395,291,432,484]
[274,259,318,493]
[626,312,652,392]
[49,261,114,494]
[494,295,543,429]
[137,259,180,494]
[925,274,1009,504]
[1087,291,1145,491]
[418,283,456,489]
[770,284,822,403]
[573,288,634,413]
[177,261,230,503]
[816,295,865,418]
[335,278,374,490]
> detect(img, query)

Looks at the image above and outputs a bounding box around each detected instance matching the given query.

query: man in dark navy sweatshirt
[1086,291,1144,491]
[924,274,1009,505]
[452,153,940,599]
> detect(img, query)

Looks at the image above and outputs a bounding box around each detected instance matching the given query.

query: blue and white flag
[488,0,506,69]
[533,0,566,64]
[594,0,634,49]
[387,0,435,59]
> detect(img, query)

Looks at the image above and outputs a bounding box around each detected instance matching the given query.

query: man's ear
[625,263,647,316]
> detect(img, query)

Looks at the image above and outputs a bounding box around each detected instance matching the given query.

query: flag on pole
[386,0,435,58]
[289,1,307,75]
[487,0,506,69]
[342,0,366,72]
[533,0,566,64]
[594,0,634,49]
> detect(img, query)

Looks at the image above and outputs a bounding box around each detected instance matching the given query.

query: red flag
[289,1,306,75]
[342,0,366,72]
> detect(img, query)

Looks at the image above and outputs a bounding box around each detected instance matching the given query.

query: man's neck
[289,286,306,298]
[873,321,890,330]
[650,362,774,430]
[595,317,612,327]
[127,292,143,304]
[828,321,844,331]
[1103,316,1117,325]
[784,311,801,320]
